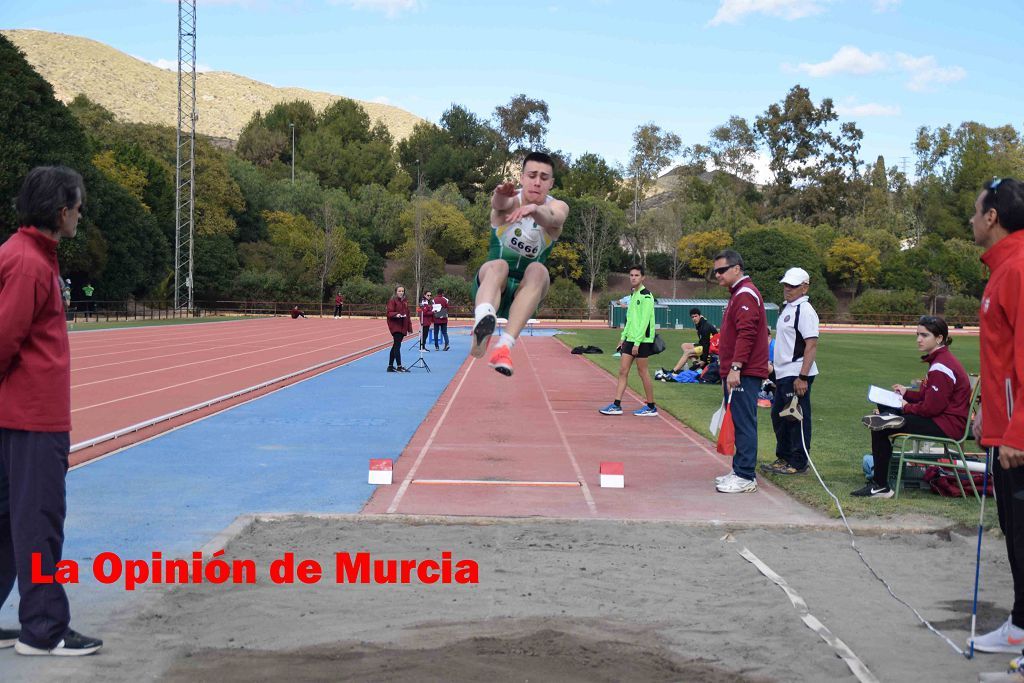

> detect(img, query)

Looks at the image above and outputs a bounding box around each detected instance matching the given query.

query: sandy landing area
[11,515,1023,682]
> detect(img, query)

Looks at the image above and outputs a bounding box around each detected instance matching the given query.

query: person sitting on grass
[852,315,970,499]
[666,308,717,375]
[290,305,306,319]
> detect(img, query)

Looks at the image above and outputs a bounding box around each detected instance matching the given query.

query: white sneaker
[717,475,757,493]
[971,616,1024,653]
[715,472,735,485]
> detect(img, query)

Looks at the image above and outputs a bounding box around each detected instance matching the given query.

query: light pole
[289,122,295,184]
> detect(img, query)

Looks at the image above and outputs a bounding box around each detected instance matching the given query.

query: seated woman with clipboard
[852,316,971,498]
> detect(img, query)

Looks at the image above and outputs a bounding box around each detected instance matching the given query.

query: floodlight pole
[174,0,197,312]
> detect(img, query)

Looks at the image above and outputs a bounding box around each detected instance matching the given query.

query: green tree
[628,122,682,222]
[678,230,733,278]
[299,98,397,192]
[493,94,549,176]
[732,227,825,305]
[561,152,622,200]
[824,236,881,290]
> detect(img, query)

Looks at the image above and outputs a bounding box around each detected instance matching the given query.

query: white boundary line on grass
[737,546,879,683]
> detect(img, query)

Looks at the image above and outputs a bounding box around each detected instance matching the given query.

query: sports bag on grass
[651,334,666,355]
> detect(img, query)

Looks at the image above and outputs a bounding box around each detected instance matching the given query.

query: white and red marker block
[599,462,624,488]
[369,459,393,485]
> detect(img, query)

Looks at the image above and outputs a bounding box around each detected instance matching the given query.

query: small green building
[609,298,780,330]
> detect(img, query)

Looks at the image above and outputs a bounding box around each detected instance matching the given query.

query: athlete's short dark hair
[689,308,701,316]
[981,178,1024,233]
[522,152,554,172]
[628,264,644,275]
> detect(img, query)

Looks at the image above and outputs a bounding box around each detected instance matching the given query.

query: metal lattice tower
[174,0,197,310]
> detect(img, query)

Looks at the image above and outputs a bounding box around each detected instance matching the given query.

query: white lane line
[385,357,477,514]
[522,340,597,516]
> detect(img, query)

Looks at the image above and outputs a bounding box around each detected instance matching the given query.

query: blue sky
[5,0,1022,178]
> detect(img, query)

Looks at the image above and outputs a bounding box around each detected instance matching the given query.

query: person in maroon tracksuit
[712,249,769,494]
[386,285,413,372]
[969,177,1024,654]
[854,316,969,499]
[0,167,102,655]
[418,290,434,351]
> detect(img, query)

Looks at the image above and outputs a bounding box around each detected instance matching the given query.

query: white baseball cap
[779,267,810,286]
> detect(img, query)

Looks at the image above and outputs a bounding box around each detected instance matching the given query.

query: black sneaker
[0,627,18,648]
[851,483,894,499]
[396,366,409,373]
[386,366,396,373]
[443,345,450,351]
[862,414,905,431]
[15,629,103,656]
[471,314,496,358]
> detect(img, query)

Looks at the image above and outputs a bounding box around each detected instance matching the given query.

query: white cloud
[872,0,900,11]
[369,95,391,104]
[835,100,901,117]
[895,53,966,91]
[327,0,420,17]
[708,0,827,26]
[790,45,965,92]
[138,56,214,73]
[793,45,887,77]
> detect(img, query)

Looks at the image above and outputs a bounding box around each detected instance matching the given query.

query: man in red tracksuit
[712,249,769,494]
[0,167,102,656]
[970,178,1024,654]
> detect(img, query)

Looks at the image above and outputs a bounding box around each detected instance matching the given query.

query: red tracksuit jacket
[718,275,769,379]
[0,227,71,432]
[979,230,1024,450]
[902,345,970,439]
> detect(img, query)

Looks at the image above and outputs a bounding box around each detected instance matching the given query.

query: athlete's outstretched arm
[503,199,569,240]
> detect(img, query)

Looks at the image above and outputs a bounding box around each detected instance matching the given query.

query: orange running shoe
[489,344,513,377]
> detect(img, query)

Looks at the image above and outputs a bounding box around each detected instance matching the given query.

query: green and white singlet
[488,191,557,279]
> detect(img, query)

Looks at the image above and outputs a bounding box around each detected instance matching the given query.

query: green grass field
[557,328,994,528]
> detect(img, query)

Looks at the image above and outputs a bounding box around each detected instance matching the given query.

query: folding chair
[892,376,982,500]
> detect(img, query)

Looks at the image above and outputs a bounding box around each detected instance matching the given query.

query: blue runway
[2,332,469,628]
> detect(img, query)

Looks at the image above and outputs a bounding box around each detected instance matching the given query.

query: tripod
[406,341,431,372]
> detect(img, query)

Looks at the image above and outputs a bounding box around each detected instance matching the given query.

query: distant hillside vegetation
[2,29,424,142]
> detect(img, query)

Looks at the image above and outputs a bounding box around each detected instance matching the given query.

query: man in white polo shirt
[762,267,819,475]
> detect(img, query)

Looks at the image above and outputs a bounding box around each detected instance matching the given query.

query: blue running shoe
[633,405,658,417]
[599,403,623,415]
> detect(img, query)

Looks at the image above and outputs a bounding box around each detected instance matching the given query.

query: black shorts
[620,341,656,359]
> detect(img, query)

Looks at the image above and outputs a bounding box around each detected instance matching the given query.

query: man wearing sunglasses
[969,177,1024,654]
[712,250,769,494]
[0,167,102,655]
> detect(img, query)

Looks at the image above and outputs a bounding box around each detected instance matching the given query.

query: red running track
[69,317,395,465]
[364,336,826,525]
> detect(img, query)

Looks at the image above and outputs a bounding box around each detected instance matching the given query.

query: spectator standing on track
[762,267,819,476]
[968,178,1024,654]
[0,166,103,656]
[432,289,450,351]
[386,284,413,373]
[712,249,769,494]
[599,265,658,417]
[419,290,434,351]
[333,292,344,318]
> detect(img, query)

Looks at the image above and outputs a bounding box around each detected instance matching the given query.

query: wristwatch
[730,364,742,372]
[798,374,810,381]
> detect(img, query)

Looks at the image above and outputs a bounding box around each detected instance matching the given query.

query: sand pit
[11,516,1022,682]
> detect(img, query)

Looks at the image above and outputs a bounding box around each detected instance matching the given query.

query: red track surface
[69,317,393,465]
[365,337,825,524]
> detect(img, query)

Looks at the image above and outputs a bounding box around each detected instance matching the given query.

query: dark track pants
[0,429,71,649]
[389,332,404,368]
[994,453,1024,628]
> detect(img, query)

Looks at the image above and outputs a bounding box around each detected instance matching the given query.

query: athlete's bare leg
[635,357,655,402]
[471,259,507,358]
[504,262,550,339]
[613,353,634,401]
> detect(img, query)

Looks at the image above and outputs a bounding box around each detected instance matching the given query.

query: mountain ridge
[2,29,424,142]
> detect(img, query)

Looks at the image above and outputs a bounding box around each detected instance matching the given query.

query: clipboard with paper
[867,385,903,409]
